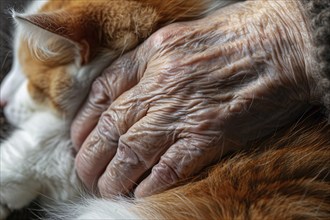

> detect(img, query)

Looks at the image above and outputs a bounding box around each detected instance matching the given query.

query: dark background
[1,0,43,219]
[0,0,29,139]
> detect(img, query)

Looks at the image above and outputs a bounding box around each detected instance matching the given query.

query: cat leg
[0,129,42,219]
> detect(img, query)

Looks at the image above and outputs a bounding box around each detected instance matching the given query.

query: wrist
[207,0,318,102]
[247,0,318,102]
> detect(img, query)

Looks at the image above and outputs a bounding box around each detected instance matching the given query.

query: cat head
[0,0,156,126]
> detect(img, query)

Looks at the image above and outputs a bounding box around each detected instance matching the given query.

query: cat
[51,114,330,219]
[1,0,329,219]
[0,0,237,219]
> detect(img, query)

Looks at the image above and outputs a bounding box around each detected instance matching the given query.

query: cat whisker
[24,202,44,220]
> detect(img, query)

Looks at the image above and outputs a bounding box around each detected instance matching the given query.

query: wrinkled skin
[72,0,318,198]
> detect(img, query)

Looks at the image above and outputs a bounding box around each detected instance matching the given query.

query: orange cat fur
[136,117,330,219]
[49,114,330,220]
[0,0,236,218]
[2,0,329,219]
[9,0,228,115]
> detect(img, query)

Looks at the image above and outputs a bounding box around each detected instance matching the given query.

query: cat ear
[12,10,92,65]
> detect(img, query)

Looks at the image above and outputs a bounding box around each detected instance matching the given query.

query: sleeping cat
[0,0,236,218]
[1,0,329,219]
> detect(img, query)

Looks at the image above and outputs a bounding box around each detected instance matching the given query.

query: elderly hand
[71,0,317,198]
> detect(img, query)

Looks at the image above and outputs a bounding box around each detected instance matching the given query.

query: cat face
[1,13,93,126]
[2,38,80,126]
[1,0,214,126]
[0,0,151,126]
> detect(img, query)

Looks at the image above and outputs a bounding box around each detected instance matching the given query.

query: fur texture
[299,0,330,116]
[0,0,329,219]
[48,115,330,220]
[0,0,237,219]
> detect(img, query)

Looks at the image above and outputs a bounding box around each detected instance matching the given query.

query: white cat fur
[0,0,236,219]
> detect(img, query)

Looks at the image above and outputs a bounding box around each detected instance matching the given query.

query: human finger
[134,138,224,198]
[75,84,152,191]
[96,112,177,197]
[71,50,143,150]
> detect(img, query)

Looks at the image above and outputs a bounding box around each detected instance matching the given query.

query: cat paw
[0,169,40,216]
[0,182,39,214]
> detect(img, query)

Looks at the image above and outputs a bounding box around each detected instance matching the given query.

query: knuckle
[106,52,136,76]
[89,131,111,156]
[117,136,145,168]
[152,161,180,186]
[90,76,107,97]
[97,112,119,143]
[147,23,187,50]
[88,77,113,109]
[151,23,186,45]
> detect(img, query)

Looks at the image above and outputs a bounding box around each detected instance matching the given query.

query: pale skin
[71,0,319,198]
